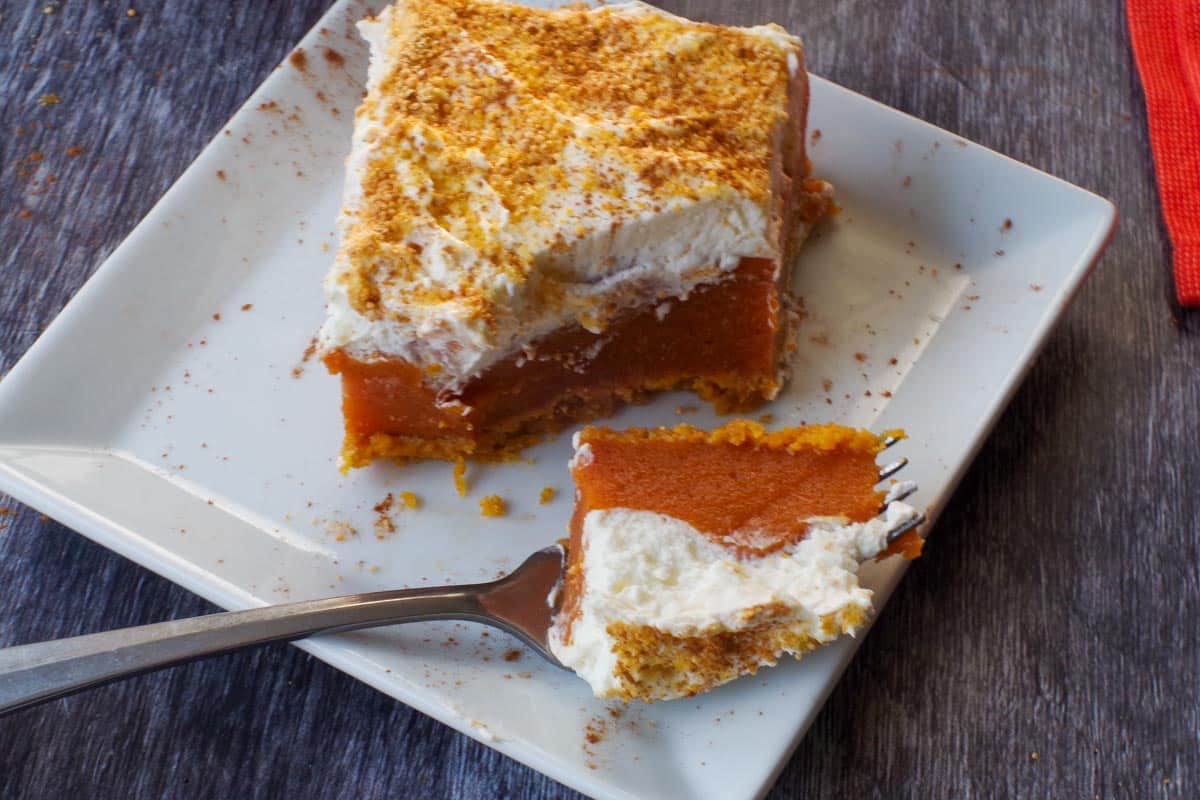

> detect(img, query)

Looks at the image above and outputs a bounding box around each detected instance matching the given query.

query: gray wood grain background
[1,1,1196,798]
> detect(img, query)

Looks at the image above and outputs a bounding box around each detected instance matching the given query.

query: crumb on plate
[453,458,468,497]
[480,494,506,517]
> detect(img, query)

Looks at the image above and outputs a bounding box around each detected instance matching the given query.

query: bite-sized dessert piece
[319,0,834,469]
[549,421,922,702]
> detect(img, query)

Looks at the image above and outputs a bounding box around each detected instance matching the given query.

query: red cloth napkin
[1128,0,1200,306]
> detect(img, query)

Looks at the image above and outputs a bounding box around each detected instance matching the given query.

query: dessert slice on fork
[549,421,923,701]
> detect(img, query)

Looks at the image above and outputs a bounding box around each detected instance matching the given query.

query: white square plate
[0,2,1114,798]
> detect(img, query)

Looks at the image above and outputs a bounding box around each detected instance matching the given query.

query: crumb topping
[338,0,800,326]
[479,494,507,516]
[604,605,865,701]
[578,419,898,455]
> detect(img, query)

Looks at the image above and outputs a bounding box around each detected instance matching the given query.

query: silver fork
[0,458,921,717]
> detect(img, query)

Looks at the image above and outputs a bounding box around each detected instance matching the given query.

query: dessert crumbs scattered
[674,405,698,415]
[902,175,912,187]
[994,249,1005,256]
[126,8,138,17]
[758,413,774,424]
[503,649,522,662]
[538,486,556,505]
[216,170,227,181]
[888,357,899,365]
[1031,752,1040,761]
[17,210,32,219]
[372,494,396,532]
[1002,218,1013,230]
[479,494,507,517]
[1030,283,1043,292]
[953,262,963,269]
[853,352,868,363]
[882,390,893,398]
[821,378,834,392]
[322,47,345,66]
[289,48,308,72]
[453,458,468,497]
[810,128,822,144]
[326,519,359,542]
[38,93,61,106]
[809,333,829,346]
[400,491,420,509]
[241,303,253,311]
[212,312,221,321]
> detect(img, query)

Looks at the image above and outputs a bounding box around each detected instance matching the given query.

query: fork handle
[0,585,491,716]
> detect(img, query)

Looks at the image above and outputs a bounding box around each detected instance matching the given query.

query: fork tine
[884,480,918,504]
[887,512,925,541]
[878,457,908,481]
[880,434,903,450]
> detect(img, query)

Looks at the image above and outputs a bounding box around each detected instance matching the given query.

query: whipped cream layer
[550,503,920,699]
[319,0,808,395]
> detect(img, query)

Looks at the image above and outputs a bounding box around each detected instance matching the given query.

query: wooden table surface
[1,1,1196,797]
